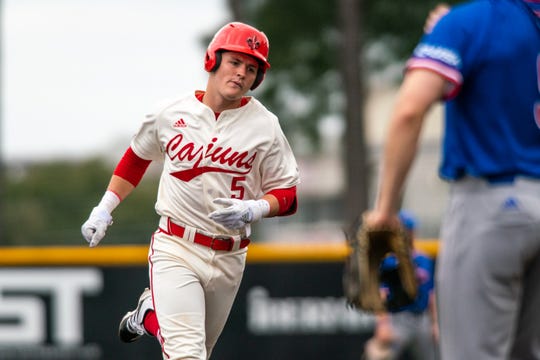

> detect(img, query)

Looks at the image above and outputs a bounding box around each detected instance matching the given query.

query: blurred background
[1,0,459,246]
[0,1,458,358]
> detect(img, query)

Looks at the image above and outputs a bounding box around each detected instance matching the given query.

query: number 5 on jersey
[231,176,246,199]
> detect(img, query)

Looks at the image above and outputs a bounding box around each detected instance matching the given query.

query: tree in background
[2,159,159,245]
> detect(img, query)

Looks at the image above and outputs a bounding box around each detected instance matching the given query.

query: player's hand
[81,206,113,247]
[363,210,401,231]
[374,318,396,345]
[208,198,269,230]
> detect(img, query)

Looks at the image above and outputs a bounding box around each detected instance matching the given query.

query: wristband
[98,190,121,214]
[258,199,271,218]
[252,199,270,221]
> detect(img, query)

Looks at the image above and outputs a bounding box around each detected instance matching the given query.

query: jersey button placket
[202,130,220,201]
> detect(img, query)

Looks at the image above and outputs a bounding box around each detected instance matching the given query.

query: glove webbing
[345,216,418,312]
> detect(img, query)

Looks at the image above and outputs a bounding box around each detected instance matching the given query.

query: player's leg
[437,180,529,359]
[118,287,153,342]
[117,230,162,343]
[390,312,418,359]
[508,180,540,359]
[409,313,437,360]
[203,248,247,358]
[150,232,214,360]
[509,251,540,359]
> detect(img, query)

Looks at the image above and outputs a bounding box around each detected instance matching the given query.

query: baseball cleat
[118,287,153,343]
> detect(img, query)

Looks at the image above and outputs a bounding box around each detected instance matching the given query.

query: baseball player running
[363,1,540,359]
[81,22,300,359]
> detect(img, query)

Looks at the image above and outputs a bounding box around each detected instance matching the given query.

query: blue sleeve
[407,1,493,97]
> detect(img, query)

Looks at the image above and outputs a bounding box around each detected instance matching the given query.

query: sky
[2,0,229,162]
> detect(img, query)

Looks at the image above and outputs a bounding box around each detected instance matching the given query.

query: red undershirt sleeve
[267,186,298,216]
[113,147,152,187]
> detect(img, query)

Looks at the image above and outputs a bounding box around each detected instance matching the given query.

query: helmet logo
[246,36,261,50]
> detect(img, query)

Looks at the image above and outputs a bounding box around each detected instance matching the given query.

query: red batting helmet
[204,22,271,90]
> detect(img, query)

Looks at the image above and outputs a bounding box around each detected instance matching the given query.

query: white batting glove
[81,206,113,247]
[208,198,270,230]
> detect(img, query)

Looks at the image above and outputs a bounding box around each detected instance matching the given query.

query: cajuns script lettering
[166,134,257,181]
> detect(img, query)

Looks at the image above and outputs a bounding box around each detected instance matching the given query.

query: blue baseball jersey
[407,0,540,182]
[380,251,435,314]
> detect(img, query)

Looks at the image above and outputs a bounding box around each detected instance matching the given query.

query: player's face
[211,51,259,100]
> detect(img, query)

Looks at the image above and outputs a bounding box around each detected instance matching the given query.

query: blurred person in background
[362,210,438,360]
[363,1,540,359]
[81,21,300,359]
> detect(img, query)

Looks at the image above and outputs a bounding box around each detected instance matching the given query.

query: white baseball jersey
[131,90,300,237]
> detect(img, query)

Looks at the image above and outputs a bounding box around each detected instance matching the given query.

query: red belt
[163,219,250,252]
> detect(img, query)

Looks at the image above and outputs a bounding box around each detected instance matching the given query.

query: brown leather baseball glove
[343,214,418,312]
